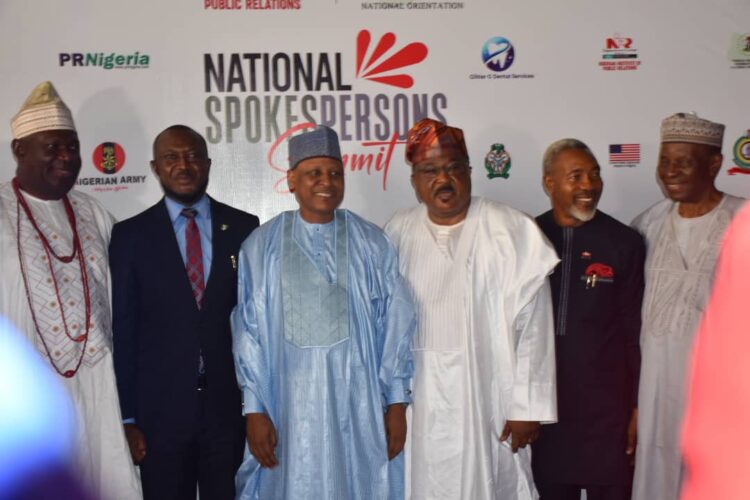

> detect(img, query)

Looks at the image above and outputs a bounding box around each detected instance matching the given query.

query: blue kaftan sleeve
[377,239,417,407]
[231,240,270,416]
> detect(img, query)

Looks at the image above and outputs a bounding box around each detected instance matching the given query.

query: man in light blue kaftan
[231,125,416,500]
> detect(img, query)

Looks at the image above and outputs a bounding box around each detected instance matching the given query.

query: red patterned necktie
[182,208,205,308]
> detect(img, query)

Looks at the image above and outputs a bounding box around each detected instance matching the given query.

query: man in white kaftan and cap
[0,81,141,499]
[631,112,745,500]
[231,125,416,499]
[385,118,559,500]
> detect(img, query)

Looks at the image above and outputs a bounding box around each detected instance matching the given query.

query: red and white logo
[92,142,125,174]
[605,36,633,50]
[355,30,428,88]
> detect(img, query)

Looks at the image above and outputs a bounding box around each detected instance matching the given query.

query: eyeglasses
[413,163,471,180]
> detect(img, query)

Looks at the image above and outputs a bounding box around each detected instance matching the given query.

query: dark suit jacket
[110,197,259,444]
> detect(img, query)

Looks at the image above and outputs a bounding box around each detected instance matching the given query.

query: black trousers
[536,482,631,500]
[139,391,244,500]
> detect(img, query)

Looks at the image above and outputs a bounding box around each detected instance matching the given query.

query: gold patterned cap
[11,81,76,139]
[661,112,724,148]
[405,118,469,166]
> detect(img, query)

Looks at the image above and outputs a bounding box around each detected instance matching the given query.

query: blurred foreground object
[0,316,95,500]
[681,201,750,500]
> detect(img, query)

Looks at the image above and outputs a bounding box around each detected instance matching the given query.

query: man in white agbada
[0,81,142,499]
[385,118,559,499]
[631,112,745,500]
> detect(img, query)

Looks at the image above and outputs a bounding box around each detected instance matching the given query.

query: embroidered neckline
[12,178,91,378]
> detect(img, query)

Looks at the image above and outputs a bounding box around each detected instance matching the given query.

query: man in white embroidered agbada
[385,118,559,499]
[631,112,745,500]
[0,81,141,499]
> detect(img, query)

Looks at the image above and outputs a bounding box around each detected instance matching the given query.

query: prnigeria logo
[59,52,150,70]
[481,37,515,72]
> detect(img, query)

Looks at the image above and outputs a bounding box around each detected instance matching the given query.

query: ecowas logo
[599,35,640,71]
[470,36,534,80]
[203,29,446,191]
[77,142,146,193]
[59,51,150,70]
[728,131,750,175]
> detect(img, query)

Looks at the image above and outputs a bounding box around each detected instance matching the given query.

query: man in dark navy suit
[110,125,259,500]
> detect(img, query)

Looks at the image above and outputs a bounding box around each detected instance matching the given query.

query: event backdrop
[1,0,749,226]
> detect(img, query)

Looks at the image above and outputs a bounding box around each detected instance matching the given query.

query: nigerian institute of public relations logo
[599,35,640,71]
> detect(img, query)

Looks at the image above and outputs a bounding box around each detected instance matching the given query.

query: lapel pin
[582,263,614,289]
[221,224,229,231]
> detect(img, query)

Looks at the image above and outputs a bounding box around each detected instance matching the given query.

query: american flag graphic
[609,144,641,164]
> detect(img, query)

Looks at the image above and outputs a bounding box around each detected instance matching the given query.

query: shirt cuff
[384,383,411,406]
[242,390,265,415]
[122,418,136,425]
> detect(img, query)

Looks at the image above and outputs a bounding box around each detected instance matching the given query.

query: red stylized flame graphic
[356,29,428,89]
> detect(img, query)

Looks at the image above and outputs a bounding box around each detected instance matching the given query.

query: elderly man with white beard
[532,139,645,500]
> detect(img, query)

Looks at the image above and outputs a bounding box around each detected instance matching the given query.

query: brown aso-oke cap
[405,118,469,166]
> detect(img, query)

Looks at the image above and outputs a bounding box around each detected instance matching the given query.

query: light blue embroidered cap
[288,125,342,169]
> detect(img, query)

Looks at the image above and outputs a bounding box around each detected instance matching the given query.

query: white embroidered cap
[661,112,724,148]
[11,81,76,140]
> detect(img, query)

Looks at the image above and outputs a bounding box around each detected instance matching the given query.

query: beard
[569,204,597,223]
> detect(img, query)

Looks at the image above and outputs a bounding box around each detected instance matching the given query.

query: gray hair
[542,138,598,177]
